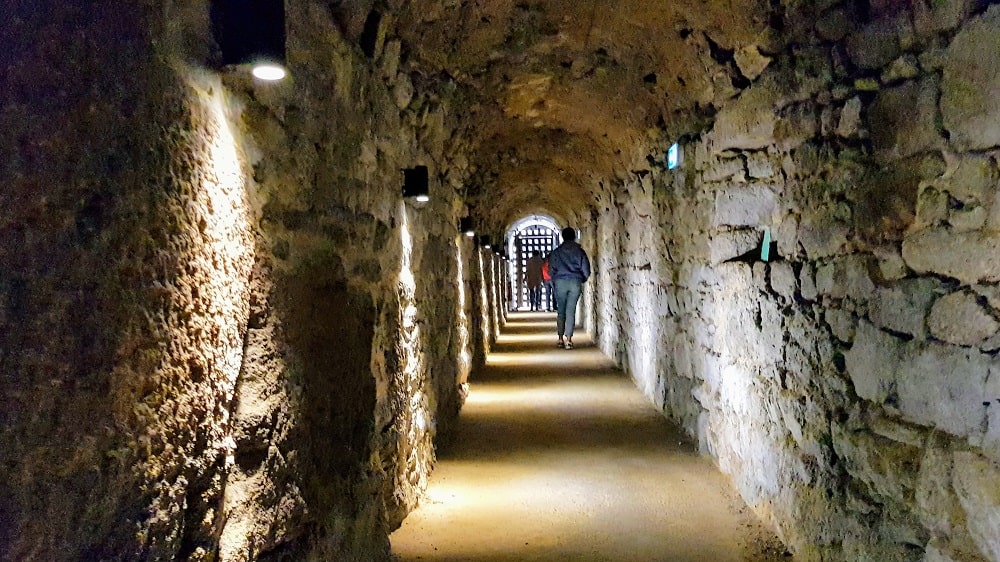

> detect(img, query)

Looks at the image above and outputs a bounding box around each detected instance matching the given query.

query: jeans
[528,285,542,310]
[554,278,582,339]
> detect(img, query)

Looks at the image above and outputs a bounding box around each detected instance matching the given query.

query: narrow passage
[392,313,787,561]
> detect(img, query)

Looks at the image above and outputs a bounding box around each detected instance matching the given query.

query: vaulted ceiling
[348,0,784,231]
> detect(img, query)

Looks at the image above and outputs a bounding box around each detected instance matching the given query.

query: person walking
[525,250,544,311]
[548,227,591,349]
[541,254,554,312]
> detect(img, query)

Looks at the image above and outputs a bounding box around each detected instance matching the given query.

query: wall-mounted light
[459,217,475,238]
[211,0,288,81]
[479,235,492,249]
[402,166,430,202]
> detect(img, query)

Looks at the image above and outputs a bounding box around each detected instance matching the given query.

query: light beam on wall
[398,204,433,488]
[455,238,472,386]
[195,77,256,560]
[478,249,490,348]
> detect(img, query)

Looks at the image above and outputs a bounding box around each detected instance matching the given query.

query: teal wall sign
[761,228,771,262]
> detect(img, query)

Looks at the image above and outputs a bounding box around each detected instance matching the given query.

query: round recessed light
[252,64,286,81]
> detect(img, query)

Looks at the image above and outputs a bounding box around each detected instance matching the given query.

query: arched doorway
[506,215,561,311]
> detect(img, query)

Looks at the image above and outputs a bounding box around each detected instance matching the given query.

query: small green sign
[761,228,771,262]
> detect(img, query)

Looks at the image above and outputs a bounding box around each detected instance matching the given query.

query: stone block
[820,105,837,138]
[734,45,771,81]
[870,77,943,160]
[941,6,1000,150]
[800,263,818,301]
[703,156,747,183]
[816,262,837,297]
[897,344,990,437]
[942,153,997,204]
[746,152,777,179]
[776,214,799,260]
[832,425,919,503]
[769,261,796,299]
[913,0,972,37]
[709,80,781,153]
[847,19,902,70]
[873,245,909,281]
[816,8,852,41]
[919,47,948,72]
[986,369,1000,463]
[916,186,950,229]
[713,184,776,227]
[380,40,401,83]
[881,55,920,84]
[846,320,903,403]
[916,439,963,538]
[973,284,1000,312]
[903,228,1000,284]
[923,541,961,562]
[928,290,1000,346]
[949,205,988,232]
[798,214,849,259]
[836,96,863,138]
[774,104,818,150]
[820,256,876,303]
[869,279,939,339]
[870,416,925,448]
[826,308,856,343]
[952,451,1000,560]
[393,74,414,109]
[695,140,711,171]
[708,229,760,264]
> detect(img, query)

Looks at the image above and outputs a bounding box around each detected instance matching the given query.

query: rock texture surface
[4,0,1000,561]
[0,2,507,560]
[589,4,1000,561]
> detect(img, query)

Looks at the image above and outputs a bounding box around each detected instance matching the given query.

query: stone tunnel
[2,0,1000,560]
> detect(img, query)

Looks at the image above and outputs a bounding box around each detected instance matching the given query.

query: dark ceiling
[340,0,786,232]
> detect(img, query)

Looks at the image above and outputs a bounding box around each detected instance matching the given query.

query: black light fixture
[211,0,288,81]
[479,235,492,249]
[459,216,475,238]
[402,166,430,202]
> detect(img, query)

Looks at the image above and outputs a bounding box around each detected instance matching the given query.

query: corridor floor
[391,312,788,561]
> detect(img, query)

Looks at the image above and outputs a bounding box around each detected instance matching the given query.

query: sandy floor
[391,312,789,561]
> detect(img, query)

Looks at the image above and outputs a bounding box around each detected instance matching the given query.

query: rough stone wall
[595,3,1000,561]
[0,1,505,560]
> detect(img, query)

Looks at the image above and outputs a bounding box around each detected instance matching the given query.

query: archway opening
[505,215,561,311]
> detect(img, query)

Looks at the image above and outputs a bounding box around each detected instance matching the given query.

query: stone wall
[594,3,1000,561]
[0,1,506,560]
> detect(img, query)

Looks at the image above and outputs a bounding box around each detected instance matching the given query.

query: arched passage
[506,215,561,311]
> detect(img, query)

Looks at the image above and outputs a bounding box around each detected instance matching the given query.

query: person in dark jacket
[547,227,591,349]
[525,251,544,311]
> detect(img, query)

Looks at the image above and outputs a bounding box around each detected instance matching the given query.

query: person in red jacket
[541,255,554,312]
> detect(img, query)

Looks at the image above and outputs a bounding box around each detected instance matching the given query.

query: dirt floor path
[391,312,789,561]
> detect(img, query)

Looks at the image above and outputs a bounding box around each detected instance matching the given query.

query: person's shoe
[556,340,565,348]
[565,341,574,349]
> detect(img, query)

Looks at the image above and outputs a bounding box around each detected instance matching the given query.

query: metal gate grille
[514,227,559,310]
